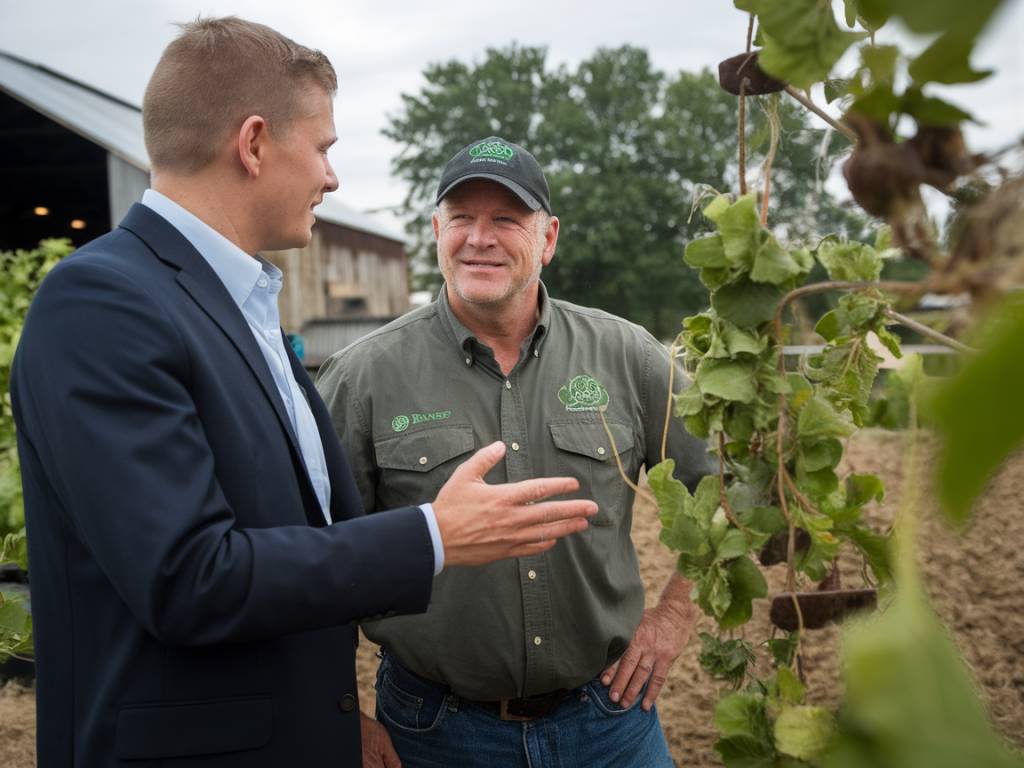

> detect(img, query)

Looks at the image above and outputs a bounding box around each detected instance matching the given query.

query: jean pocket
[375,657,448,733]
[584,678,646,717]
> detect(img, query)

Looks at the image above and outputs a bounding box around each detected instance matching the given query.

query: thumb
[451,441,507,483]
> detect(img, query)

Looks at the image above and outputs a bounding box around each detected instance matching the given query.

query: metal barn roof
[0,51,405,244]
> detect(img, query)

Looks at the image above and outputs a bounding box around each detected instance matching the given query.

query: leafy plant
[1,238,73,665]
[643,0,1024,764]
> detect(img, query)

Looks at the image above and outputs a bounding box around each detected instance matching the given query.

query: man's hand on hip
[361,712,401,768]
[601,572,695,712]
[433,441,597,567]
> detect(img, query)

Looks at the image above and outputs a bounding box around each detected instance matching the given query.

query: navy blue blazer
[11,204,435,767]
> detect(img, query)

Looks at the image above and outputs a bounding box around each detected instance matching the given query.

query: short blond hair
[143,16,337,173]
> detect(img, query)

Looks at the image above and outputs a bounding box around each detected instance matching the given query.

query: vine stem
[760,94,781,225]
[885,309,976,353]
[783,85,858,143]
[661,343,678,465]
[599,409,657,506]
[737,14,754,196]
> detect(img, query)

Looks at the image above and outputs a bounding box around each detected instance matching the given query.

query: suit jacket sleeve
[13,257,434,647]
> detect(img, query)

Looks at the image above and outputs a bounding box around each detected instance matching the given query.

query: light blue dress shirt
[140,190,443,571]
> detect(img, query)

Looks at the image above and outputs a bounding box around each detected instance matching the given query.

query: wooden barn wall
[271,222,408,333]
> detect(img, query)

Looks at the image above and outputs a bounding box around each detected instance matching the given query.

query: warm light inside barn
[33,206,49,216]
[69,219,86,230]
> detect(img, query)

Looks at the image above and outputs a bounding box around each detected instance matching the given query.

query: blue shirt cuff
[419,503,444,575]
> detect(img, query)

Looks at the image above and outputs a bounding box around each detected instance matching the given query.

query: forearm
[653,569,696,624]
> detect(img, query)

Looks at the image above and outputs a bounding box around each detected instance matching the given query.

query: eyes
[450,214,521,226]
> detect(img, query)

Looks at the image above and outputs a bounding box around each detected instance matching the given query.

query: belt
[473,689,574,721]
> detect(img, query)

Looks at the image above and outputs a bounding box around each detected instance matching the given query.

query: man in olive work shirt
[316,137,713,767]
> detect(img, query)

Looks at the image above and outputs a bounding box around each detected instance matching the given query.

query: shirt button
[338,694,357,712]
[465,356,472,366]
[505,380,512,390]
[533,636,543,646]
[419,456,428,465]
[528,569,537,580]
[511,442,520,451]
[257,277,268,288]
[597,447,606,456]
[533,349,539,358]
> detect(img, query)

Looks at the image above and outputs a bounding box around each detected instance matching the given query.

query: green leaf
[751,238,805,285]
[698,358,759,403]
[740,506,787,536]
[757,0,866,90]
[720,556,769,629]
[685,234,729,268]
[649,459,691,529]
[831,580,1023,768]
[774,705,837,761]
[845,525,894,585]
[714,736,776,768]
[824,78,852,104]
[712,280,784,329]
[846,473,885,508]
[716,528,753,562]
[908,32,992,86]
[843,0,859,27]
[775,665,806,705]
[900,89,975,126]
[675,386,705,417]
[797,395,856,440]
[767,633,799,667]
[848,82,901,123]
[703,194,732,223]
[715,691,768,740]
[798,437,843,473]
[722,324,767,356]
[858,0,1002,36]
[717,195,761,267]
[698,632,757,688]
[817,240,884,282]
[861,44,900,83]
[926,297,1024,524]
[816,310,841,342]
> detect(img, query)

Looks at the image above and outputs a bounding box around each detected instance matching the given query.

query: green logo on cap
[469,140,515,161]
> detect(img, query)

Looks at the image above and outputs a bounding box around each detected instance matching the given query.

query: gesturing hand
[361,713,401,768]
[433,441,597,567]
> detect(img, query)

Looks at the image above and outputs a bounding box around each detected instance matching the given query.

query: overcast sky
[2,0,1021,230]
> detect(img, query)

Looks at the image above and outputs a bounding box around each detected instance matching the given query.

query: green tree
[386,44,868,338]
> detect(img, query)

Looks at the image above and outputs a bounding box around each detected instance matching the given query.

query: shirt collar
[437,281,551,357]
[141,188,266,311]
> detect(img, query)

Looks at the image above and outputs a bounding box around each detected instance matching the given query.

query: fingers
[382,736,402,768]
[502,474,581,504]
[450,441,507,482]
[620,659,654,709]
[641,662,670,712]
[513,498,598,527]
[608,643,642,703]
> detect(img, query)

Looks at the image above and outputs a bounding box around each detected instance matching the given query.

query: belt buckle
[499,699,534,722]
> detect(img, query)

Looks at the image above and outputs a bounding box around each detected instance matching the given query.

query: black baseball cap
[435,136,551,213]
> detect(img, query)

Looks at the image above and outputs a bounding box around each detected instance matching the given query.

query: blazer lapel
[119,204,326,527]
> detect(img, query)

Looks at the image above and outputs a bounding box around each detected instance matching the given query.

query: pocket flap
[549,421,634,462]
[375,425,475,472]
[116,695,272,759]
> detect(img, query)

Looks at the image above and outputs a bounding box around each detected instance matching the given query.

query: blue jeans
[374,653,676,768]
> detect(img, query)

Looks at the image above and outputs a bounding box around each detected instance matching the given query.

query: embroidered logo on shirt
[558,375,609,412]
[391,410,453,432]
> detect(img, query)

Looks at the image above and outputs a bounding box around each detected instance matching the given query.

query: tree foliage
[386,45,867,338]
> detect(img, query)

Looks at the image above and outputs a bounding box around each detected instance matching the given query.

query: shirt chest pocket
[374,425,476,508]
[548,420,637,527]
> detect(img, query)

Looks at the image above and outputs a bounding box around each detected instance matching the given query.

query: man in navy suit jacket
[10,17,595,768]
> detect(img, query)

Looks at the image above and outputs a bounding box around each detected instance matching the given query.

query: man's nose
[324,160,340,193]
[466,218,496,248]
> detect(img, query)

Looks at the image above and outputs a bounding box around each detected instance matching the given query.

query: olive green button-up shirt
[315,283,713,700]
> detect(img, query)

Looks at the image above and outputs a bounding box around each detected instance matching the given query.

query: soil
[2,429,1022,767]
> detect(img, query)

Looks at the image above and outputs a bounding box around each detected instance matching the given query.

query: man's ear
[540,215,560,267]
[237,115,269,178]
[432,209,441,241]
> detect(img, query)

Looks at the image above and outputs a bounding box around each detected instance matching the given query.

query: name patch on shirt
[392,410,453,432]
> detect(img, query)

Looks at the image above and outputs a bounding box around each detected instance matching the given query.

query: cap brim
[436,173,544,212]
